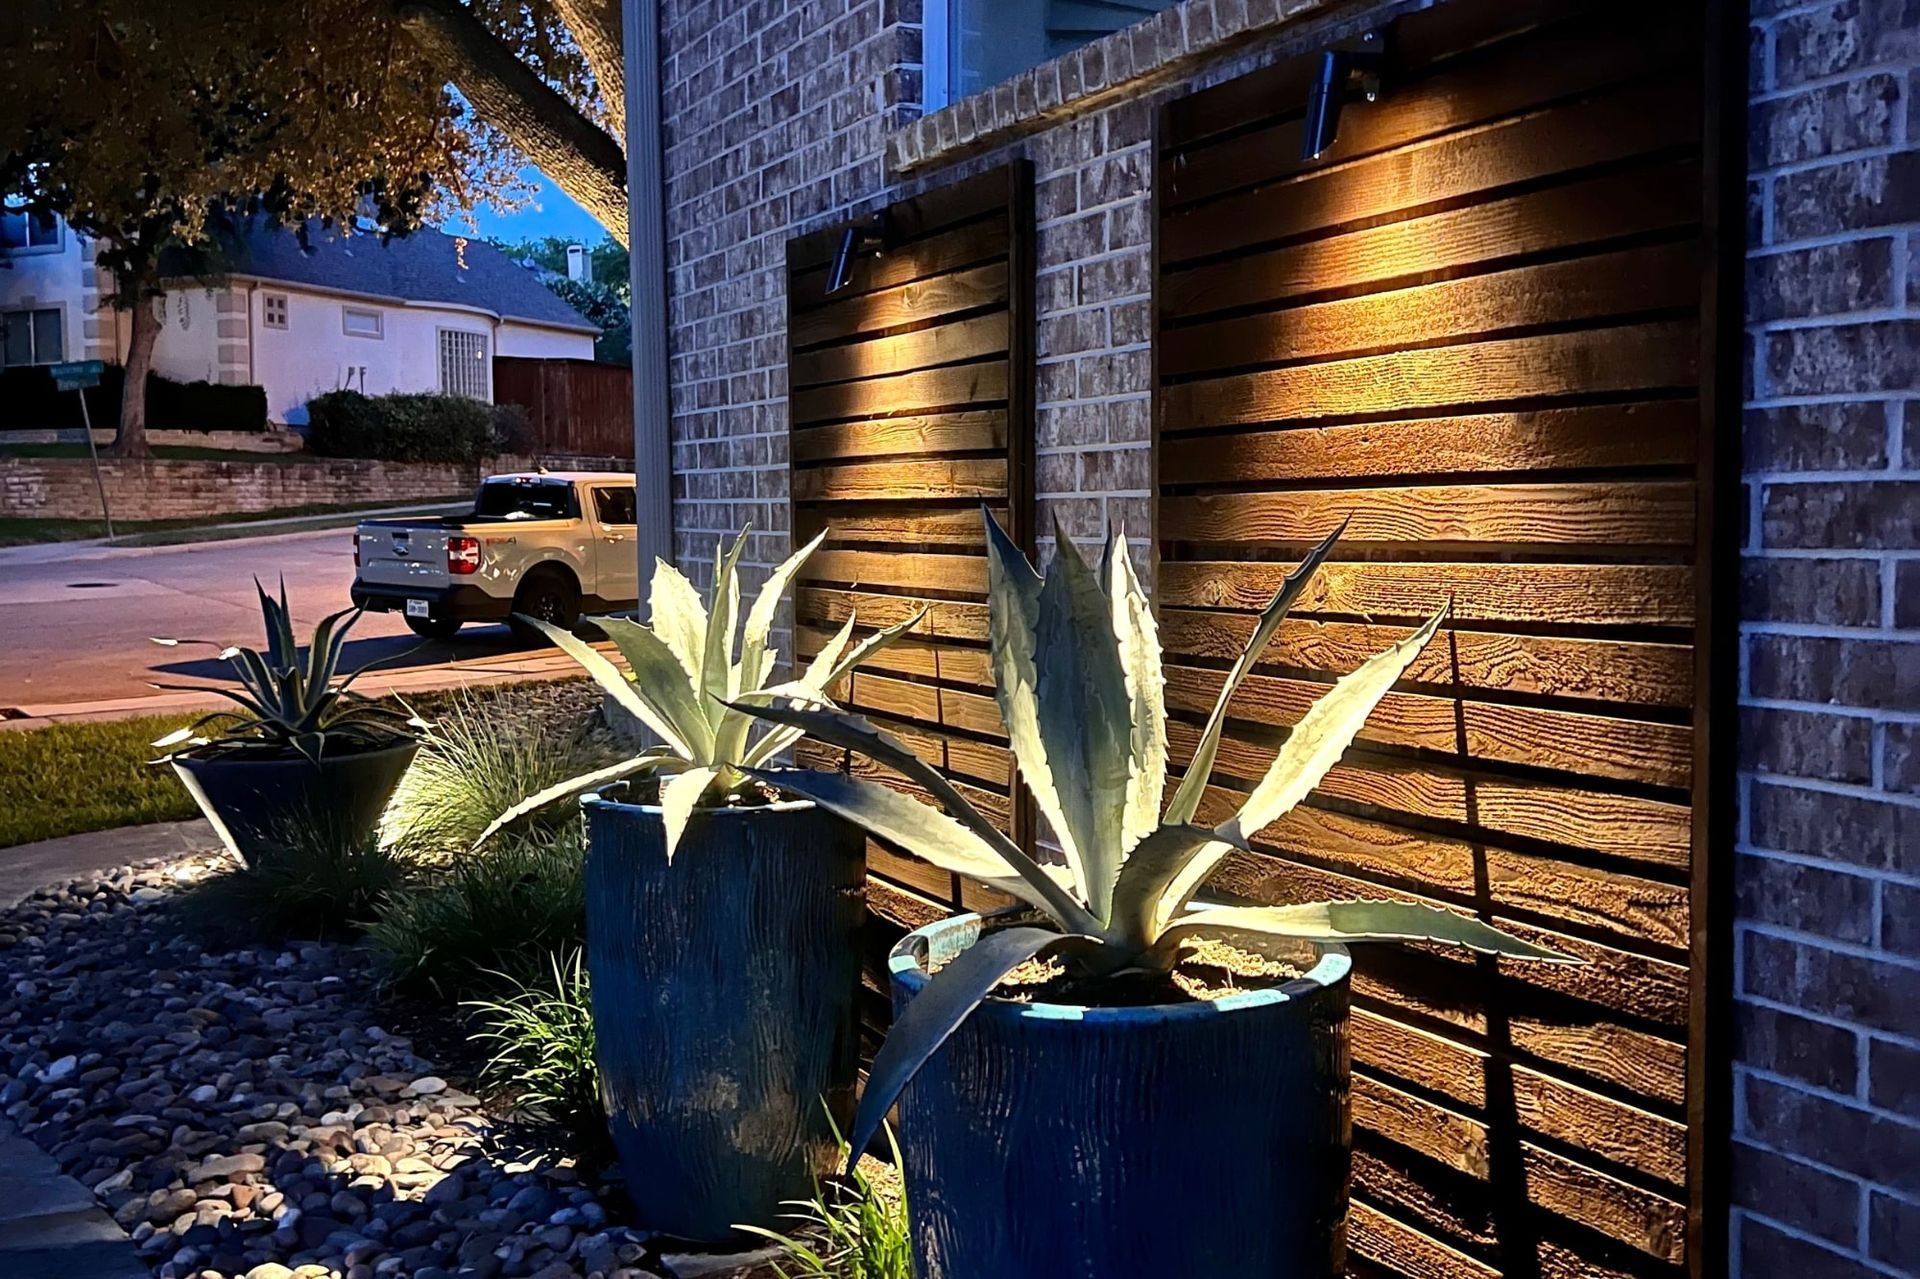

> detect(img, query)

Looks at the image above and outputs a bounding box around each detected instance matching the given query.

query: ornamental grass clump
[479,526,917,856]
[739,510,1576,1168]
[464,948,602,1144]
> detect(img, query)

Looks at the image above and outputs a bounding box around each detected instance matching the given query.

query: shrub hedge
[0,365,267,432]
[305,389,521,462]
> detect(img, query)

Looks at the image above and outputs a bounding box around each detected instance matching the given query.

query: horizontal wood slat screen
[785,163,1035,1000]
[1156,2,1715,1277]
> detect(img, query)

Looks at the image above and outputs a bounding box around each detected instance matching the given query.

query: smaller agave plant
[739,511,1574,1169]
[149,579,419,763]
[477,526,920,856]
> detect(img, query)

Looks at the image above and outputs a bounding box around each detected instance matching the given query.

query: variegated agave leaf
[1148,607,1448,935]
[1155,900,1576,965]
[482,528,914,859]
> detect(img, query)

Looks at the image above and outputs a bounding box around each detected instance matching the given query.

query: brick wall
[0,455,582,522]
[656,0,1370,626]
[1736,2,1920,1275]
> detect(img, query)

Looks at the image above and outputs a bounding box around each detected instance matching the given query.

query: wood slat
[1164,321,1699,432]
[792,359,1009,425]
[792,457,1009,502]
[1156,561,1695,628]
[791,311,1008,387]
[1159,402,1698,479]
[789,261,1008,350]
[1161,610,1694,708]
[1161,480,1696,550]
[790,410,1007,463]
[1160,245,1699,379]
[795,506,1006,548]
[798,587,992,642]
[1352,1010,1687,1185]
[805,549,990,596]
[1170,722,1692,869]
[1165,665,1693,788]
[1161,158,1700,318]
[798,626,995,690]
[1164,77,1699,262]
[1165,5,1697,207]
[791,217,1005,306]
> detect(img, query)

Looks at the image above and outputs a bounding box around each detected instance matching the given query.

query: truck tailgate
[356,523,452,591]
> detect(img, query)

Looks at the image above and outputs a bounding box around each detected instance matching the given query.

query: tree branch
[393,0,628,243]
[552,0,624,142]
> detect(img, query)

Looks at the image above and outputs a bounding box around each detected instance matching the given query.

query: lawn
[0,681,575,849]
[0,442,311,462]
[0,714,199,848]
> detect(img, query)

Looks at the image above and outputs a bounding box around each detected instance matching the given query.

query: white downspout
[626,0,673,578]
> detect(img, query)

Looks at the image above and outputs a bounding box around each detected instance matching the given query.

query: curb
[0,1124,149,1279]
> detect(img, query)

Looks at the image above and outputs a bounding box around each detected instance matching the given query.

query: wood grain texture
[789,163,1032,930]
[791,410,1006,463]
[1161,158,1700,317]
[1156,4,1711,1274]
[1163,322,1699,431]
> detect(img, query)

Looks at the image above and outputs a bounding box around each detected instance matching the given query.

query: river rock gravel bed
[0,853,775,1279]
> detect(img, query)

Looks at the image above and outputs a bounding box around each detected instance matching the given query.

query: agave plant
[738,511,1574,1169]
[149,578,418,763]
[477,526,920,856]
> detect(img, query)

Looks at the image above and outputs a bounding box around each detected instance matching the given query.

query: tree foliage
[0,0,523,451]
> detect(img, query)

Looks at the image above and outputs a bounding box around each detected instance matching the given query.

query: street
[0,528,534,714]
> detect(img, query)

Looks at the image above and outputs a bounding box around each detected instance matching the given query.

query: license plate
[405,599,430,619]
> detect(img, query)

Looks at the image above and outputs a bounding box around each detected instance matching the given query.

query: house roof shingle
[165,223,599,334]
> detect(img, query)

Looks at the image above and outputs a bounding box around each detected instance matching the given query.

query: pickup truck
[350,471,641,639]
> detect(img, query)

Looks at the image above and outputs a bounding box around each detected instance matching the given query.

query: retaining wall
[0,454,627,522]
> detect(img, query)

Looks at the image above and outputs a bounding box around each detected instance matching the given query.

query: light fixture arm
[1300,24,1396,162]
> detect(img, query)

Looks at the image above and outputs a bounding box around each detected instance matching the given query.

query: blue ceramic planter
[581,791,866,1243]
[888,914,1353,1279]
[172,740,418,867]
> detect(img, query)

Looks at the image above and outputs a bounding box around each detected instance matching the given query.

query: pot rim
[580,788,819,819]
[890,912,1350,1024]
[169,736,419,767]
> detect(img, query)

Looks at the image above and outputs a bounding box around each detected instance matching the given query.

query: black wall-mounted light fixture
[826,213,889,294]
[1301,24,1395,162]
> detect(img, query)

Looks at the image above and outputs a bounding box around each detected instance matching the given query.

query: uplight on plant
[478,526,919,857]
[740,511,1575,1169]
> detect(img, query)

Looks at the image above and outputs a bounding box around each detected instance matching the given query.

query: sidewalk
[0,500,465,568]
[0,1125,147,1279]
[0,819,216,910]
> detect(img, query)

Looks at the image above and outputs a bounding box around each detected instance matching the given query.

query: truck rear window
[474,478,577,521]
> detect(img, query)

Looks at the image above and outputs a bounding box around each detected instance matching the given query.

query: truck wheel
[510,570,581,642]
[405,615,462,640]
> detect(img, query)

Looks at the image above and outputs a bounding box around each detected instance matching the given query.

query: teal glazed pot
[171,739,417,867]
[888,914,1353,1279]
[581,791,866,1243]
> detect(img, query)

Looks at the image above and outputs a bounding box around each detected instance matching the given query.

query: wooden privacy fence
[1157,1,1726,1277]
[785,164,1036,985]
[494,357,634,459]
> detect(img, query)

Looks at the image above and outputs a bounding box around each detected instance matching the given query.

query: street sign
[50,359,104,391]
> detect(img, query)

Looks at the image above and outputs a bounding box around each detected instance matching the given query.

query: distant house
[0,213,599,424]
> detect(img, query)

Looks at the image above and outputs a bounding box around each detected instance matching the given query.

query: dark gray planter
[581,791,866,1244]
[888,914,1353,1279]
[171,739,417,867]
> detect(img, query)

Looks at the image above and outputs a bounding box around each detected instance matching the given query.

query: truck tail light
[352,532,361,567]
[447,536,482,575]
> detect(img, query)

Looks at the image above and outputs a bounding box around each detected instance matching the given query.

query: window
[0,206,60,255]
[262,294,289,330]
[438,329,490,400]
[0,308,63,367]
[475,477,576,521]
[923,0,1181,110]
[341,306,383,338]
[593,485,638,526]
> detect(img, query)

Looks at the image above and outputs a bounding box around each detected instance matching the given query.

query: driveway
[0,527,535,713]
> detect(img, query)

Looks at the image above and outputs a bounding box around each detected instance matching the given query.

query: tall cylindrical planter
[889,914,1353,1279]
[582,792,866,1243]
[171,740,418,867]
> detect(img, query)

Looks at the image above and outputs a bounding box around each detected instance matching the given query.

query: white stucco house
[0,209,598,424]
